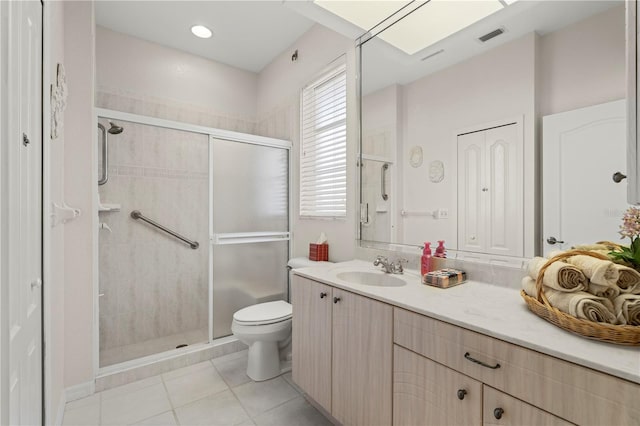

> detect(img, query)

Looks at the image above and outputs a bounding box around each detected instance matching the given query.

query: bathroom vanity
[291,261,640,426]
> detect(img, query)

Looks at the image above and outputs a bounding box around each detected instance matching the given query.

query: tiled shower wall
[97,90,233,364]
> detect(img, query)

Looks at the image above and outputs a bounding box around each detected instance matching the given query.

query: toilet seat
[233,300,292,326]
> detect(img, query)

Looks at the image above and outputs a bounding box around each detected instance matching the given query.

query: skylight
[315,0,516,55]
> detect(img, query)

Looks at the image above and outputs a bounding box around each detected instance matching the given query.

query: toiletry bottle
[435,240,446,258]
[421,242,432,276]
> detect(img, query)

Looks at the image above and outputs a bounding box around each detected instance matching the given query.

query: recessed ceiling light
[191,25,212,39]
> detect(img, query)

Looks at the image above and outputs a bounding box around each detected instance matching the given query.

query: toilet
[231,257,332,382]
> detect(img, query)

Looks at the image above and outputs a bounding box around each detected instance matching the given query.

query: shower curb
[95,337,247,392]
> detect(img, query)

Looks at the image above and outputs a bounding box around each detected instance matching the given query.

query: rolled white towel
[527,257,587,292]
[613,294,640,325]
[587,281,621,300]
[522,277,616,324]
[612,264,640,294]
[563,255,619,285]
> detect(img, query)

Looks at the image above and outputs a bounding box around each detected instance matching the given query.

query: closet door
[2,1,43,424]
[457,131,486,253]
[484,124,522,257]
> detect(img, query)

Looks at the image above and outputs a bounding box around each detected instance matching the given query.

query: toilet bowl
[231,257,332,381]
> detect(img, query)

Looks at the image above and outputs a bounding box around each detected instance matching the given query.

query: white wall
[398,33,537,256]
[256,24,358,262]
[539,5,625,117]
[44,1,66,421]
[96,26,258,126]
[63,0,97,389]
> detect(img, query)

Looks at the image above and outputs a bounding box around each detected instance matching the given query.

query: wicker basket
[520,250,640,346]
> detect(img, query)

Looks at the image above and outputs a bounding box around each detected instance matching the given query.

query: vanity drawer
[393,308,640,426]
[483,386,573,426]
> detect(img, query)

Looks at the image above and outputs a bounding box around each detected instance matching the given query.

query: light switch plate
[436,208,449,219]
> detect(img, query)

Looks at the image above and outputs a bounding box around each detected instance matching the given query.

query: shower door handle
[381,162,389,201]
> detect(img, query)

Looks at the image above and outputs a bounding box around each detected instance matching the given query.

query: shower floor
[100,327,209,368]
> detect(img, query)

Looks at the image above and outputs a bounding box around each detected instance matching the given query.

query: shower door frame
[93,107,292,378]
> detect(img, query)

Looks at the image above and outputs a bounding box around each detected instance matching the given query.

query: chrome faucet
[373,256,407,274]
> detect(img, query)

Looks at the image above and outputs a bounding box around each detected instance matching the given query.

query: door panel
[211,138,290,338]
[332,289,392,426]
[211,138,288,233]
[394,346,482,426]
[6,0,43,423]
[543,100,626,256]
[457,132,485,253]
[483,386,574,426]
[485,124,522,256]
[291,276,332,412]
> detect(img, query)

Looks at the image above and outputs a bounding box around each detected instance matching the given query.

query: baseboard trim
[65,381,95,403]
[54,393,67,426]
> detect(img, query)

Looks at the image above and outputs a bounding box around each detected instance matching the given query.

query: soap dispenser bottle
[421,242,432,276]
[435,240,446,258]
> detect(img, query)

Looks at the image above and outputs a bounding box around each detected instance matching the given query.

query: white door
[458,131,486,253]
[457,123,522,257]
[485,124,522,257]
[2,0,43,424]
[543,100,627,256]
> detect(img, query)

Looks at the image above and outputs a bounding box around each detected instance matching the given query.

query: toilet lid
[233,301,292,325]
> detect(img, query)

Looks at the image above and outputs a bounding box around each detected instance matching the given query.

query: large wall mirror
[358,0,627,260]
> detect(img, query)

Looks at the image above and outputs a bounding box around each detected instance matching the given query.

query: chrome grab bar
[381,162,389,201]
[131,210,199,249]
[98,123,108,185]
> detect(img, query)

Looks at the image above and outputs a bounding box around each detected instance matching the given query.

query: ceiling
[95,0,622,81]
[95,1,316,73]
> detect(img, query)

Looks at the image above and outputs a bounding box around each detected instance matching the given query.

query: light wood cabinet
[394,307,640,426]
[293,275,640,426]
[483,386,573,426]
[457,123,523,257]
[394,345,482,426]
[292,275,393,426]
[393,345,572,426]
[291,275,333,411]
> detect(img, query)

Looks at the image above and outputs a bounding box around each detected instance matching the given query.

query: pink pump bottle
[435,240,446,258]
[421,242,432,276]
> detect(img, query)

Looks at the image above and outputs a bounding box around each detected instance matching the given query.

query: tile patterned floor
[63,350,332,426]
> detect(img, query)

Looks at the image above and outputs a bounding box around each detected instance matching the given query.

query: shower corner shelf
[99,203,121,213]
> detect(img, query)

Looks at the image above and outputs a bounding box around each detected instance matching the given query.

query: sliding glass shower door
[97,110,291,369]
[98,118,210,367]
[210,138,289,338]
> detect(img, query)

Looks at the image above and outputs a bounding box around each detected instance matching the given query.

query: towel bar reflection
[131,210,199,249]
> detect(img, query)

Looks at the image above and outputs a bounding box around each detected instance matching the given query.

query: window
[300,63,347,218]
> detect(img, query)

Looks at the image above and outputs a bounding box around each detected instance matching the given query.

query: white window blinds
[300,63,347,218]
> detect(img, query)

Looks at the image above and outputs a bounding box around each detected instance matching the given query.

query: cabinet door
[483,386,574,426]
[291,275,333,412]
[484,125,523,257]
[332,289,393,426]
[394,346,482,426]
[458,131,486,253]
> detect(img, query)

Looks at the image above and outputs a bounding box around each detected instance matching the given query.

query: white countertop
[294,260,640,385]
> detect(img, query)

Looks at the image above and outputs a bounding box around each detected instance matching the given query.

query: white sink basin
[335,271,406,287]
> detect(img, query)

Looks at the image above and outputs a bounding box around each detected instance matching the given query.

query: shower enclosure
[96,109,290,369]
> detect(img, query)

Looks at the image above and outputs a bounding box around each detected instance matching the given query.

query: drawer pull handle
[333,296,341,304]
[320,292,327,298]
[494,407,504,420]
[464,352,500,369]
[456,389,467,400]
